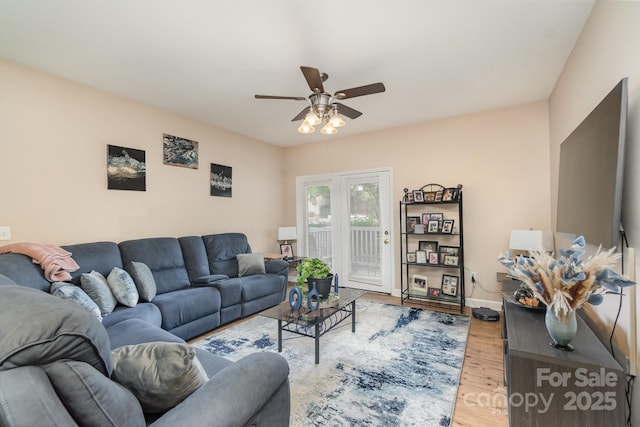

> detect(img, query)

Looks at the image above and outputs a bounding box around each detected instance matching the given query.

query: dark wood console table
[502,279,626,426]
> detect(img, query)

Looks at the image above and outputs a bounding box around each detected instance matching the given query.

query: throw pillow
[236,252,266,277]
[126,261,157,302]
[45,360,145,427]
[80,270,117,317]
[50,282,102,322]
[111,342,208,413]
[107,267,139,307]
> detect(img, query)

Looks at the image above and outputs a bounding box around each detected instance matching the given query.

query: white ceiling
[0,0,594,147]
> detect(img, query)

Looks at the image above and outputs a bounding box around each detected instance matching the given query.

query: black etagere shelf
[399,183,465,313]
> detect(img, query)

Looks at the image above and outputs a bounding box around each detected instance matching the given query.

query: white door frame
[295,167,394,294]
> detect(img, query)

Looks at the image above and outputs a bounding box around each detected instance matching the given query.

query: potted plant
[296,258,333,299]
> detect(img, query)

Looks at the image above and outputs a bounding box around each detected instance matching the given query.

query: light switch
[0,226,11,241]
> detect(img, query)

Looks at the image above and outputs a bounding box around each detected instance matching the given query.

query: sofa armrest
[193,274,229,285]
[265,259,288,277]
[150,352,290,427]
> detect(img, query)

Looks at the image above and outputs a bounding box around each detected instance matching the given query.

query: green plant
[296,258,331,287]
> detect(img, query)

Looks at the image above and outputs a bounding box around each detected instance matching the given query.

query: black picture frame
[429,252,439,264]
[441,219,454,234]
[418,240,438,254]
[442,274,459,296]
[427,220,439,233]
[280,243,294,259]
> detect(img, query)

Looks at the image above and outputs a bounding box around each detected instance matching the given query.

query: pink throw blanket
[0,242,80,282]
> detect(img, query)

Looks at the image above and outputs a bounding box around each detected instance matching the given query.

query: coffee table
[259,288,365,364]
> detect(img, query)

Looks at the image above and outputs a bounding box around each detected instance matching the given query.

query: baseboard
[465,297,503,312]
[390,289,503,312]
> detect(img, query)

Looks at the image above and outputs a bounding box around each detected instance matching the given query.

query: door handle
[384,239,389,244]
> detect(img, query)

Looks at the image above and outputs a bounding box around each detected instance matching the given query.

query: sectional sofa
[0,232,291,426]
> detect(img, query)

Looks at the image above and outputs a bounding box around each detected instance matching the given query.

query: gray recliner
[0,284,290,427]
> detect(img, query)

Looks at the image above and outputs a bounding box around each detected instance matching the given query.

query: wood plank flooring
[190,291,508,426]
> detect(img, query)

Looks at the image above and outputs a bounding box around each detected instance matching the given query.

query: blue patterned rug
[193,300,469,426]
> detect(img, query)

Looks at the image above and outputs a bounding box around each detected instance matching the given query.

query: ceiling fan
[255,66,386,135]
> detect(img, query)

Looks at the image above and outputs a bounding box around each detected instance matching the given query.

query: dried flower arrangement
[498,236,635,318]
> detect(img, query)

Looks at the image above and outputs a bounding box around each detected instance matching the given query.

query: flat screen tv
[556,78,628,249]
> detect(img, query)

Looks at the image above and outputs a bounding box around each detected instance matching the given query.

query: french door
[296,168,393,293]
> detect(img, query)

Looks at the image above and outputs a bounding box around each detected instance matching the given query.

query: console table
[502,279,626,426]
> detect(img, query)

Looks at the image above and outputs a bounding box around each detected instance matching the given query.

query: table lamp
[277,226,297,244]
[509,230,554,256]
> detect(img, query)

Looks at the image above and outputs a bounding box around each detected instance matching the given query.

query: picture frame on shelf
[406,252,417,263]
[418,240,438,254]
[429,212,444,222]
[421,213,431,224]
[428,287,441,297]
[442,274,459,296]
[429,252,439,264]
[416,250,427,264]
[424,191,436,202]
[439,246,459,263]
[280,243,294,259]
[407,192,415,203]
[427,220,439,233]
[434,191,443,202]
[411,274,428,295]
[442,187,458,201]
[413,190,424,202]
[406,216,420,233]
[414,224,425,234]
[441,219,454,234]
[443,255,459,266]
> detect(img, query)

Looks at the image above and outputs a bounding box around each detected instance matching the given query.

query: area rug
[193,300,470,426]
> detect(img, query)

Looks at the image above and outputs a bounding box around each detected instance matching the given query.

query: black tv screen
[556,78,628,249]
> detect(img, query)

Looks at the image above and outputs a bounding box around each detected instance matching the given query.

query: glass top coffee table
[259,288,365,364]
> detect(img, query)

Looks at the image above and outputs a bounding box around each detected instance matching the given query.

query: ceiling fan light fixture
[303,111,321,126]
[321,123,337,135]
[329,111,346,128]
[298,123,315,134]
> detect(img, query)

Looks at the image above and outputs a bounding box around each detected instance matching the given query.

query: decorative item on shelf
[297,257,333,299]
[289,285,302,310]
[498,235,636,351]
[334,274,339,293]
[403,188,410,203]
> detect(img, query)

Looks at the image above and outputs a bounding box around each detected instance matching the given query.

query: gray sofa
[0,232,291,426]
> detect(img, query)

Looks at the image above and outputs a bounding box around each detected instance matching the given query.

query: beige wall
[0,59,285,252]
[284,101,552,303]
[548,0,640,406]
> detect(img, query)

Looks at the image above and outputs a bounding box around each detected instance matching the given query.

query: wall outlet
[471,271,477,282]
[0,226,10,241]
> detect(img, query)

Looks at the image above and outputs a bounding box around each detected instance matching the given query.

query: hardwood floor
[190,291,509,426]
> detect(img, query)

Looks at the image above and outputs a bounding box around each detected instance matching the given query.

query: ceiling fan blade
[334,82,386,100]
[333,103,362,119]
[255,95,306,101]
[291,106,311,121]
[300,66,325,94]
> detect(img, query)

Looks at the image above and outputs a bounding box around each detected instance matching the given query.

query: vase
[545,308,577,351]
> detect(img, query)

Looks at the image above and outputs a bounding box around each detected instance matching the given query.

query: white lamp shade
[277,226,297,241]
[509,230,554,252]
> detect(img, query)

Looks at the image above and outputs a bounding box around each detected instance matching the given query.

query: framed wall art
[210,163,232,197]
[163,133,199,169]
[107,144,146,191]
